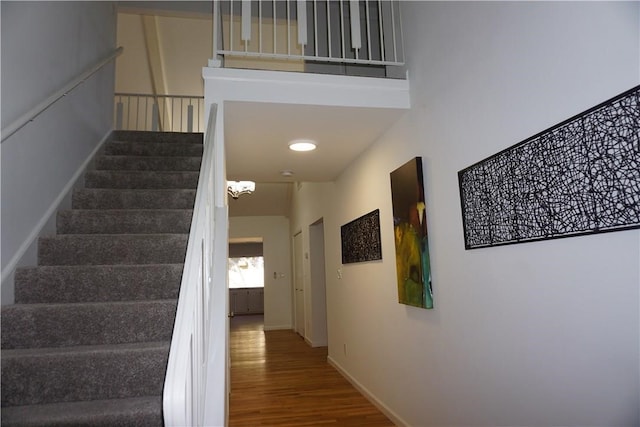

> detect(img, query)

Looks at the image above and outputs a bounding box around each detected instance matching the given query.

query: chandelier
[227,181,255,199]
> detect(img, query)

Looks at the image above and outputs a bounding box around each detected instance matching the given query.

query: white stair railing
[212,0,405,68]
[114,93,205,133]
[163,103,229,426]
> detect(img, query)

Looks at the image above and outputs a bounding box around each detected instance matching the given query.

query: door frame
[292,231,305,337]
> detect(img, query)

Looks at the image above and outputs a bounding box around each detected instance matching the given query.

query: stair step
[104,141,203,157]
[2,300,176,349]
[72,188,196,209]
[95,155,201,172]
[1,396,162,427]
[85,170,199,189]
[113,130,202,144]
[57,209,193,234]
[1,342,169,407]
[38,234,188,266]
[15,264,183,304]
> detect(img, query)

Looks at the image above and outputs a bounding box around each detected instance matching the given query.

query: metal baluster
[152,103,159,131]
[365,1,372,60]
[391,0,397,63]
[314,0,318,57]
[340,0,345,60]
[287,0,291,56]
[230,0,234,52]
[116,98,123,130]
[377,0,385,61]
[259,0,263,53]
[327,0,332,58]
[273,0,276,54]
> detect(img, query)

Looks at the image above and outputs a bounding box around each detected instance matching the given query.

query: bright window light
[228,256,264,289]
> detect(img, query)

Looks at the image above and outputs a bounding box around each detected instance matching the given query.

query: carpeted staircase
[1,131,203,426]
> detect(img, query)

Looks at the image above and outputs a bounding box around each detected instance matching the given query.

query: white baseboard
[0,129,113,296]
[309,338,328,348]
[327,355,408,427]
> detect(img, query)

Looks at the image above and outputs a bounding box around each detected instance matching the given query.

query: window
[228,256,264,289]
[229,240,264,289]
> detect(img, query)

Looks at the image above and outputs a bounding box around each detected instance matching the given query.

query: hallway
[229,315,394,426]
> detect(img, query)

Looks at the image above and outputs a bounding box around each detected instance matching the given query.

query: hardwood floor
[229,315,394,426]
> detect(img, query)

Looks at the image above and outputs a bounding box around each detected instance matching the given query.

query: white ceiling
[225,101,406,217]
[225,101,406,183]
[227,182,292,217]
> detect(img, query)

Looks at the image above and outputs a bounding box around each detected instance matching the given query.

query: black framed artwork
[341,209,382,264]
[458,85,640,249]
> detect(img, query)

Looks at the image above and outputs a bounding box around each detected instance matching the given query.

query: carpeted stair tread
[0,396,162,427]
[57,209,193,234]
[113,130,203,144]
[38,234,188,265]
[72,188,196,209]
[2,300,177,349]
[104,141,203,157]
[14,264,183,304]
[2,341,169,407]
[95,155,202,171]
[85,170,199,189]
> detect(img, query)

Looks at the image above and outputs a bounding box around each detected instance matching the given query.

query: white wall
[298,2,639,426]
[116,12,212,96]
[115,13,153,94]
[1,2,117,303]
[229,216,292,330]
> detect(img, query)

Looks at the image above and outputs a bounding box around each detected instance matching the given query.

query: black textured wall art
[458,85,640,249]
[341,209,382,264]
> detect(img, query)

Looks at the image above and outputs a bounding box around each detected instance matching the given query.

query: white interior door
[294,232,305,336]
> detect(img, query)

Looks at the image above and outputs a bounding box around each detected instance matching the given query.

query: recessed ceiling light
[280,170,294,177]
[289,139,317,152]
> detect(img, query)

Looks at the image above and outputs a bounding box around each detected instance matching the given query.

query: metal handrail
[1,47,123,143]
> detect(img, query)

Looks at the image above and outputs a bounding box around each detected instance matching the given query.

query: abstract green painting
[390,157,433,309]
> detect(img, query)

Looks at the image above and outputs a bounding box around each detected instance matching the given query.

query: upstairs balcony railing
[114,93,205,133]
[212,0,405,72]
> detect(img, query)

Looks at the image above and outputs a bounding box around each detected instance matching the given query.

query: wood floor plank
[229,315,394,426]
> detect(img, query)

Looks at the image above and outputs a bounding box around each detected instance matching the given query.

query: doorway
[309,219,328,347]
[228,239,265,317]
[293,231,305,337]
